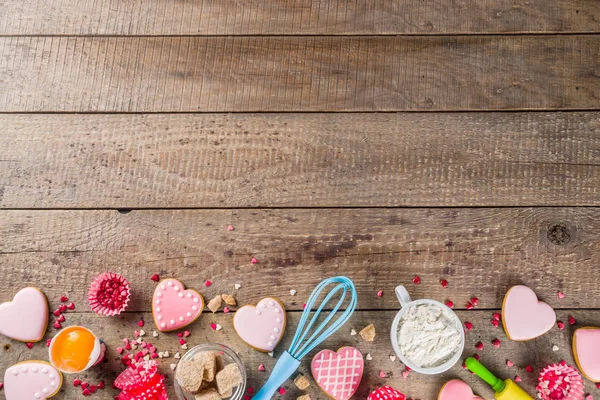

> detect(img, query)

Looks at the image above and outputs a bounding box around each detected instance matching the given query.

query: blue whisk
[253,276,358,399]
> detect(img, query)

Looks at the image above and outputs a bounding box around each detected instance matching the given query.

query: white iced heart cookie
[4,361,62,400]
[233,297,286,352]
[0,287,48,342]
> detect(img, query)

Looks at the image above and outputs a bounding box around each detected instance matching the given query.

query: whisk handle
[253,351,301,400]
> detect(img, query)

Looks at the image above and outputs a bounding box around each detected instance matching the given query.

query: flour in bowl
[397,303,462,368]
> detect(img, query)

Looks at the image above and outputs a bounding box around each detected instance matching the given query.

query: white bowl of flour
[390,285,465,374]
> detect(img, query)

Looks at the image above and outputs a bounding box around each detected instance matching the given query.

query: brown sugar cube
[195,388,222,400]
[176,359,205,394]
[215,353,225,372]
[294,374,311,390]
[194,352,218,382]
[297,395,312,400]
[208,296,223,313]
[215,363,242,397]
[221,294,237,306]
[359,324,376,342]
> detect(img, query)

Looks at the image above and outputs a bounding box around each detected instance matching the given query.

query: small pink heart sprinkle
[183,330,190,337]
[525,365,533,373]
[585,395,593,400]
[117,347,124,354]
[53,321,62,329]
[278,387,286,395]
[474,354,480,361]
[138,320,144,327]
[67,302,75,310]
[179,339,186,345]
[492,339,501,348]
[466,302,474,310]
[134,331,140,338]
[210,323,217,330]
[140,342,147,348]
[597,383,600,390]
[247,388,255,394]
[568,315,576,325]
[151,353,158,358]
[58,304,67,312]
[73,378,81,387]
[470,297,479,306]
[302,303,307,309]
[52,309,61,317]
[379,371,387,378]
[440,279,448,288]
[25,342,34,349]
[227,225,234,231]
[223,307,230,313]
[98,381,105,389]
[515,376,522,382]
[376,290,383,297]
[177,332,183,337]
[557,321,565,329]
[258,364,265,371]
[251,258,258,264]
[0,382,3,390]
[445,300,454,308]
[476,342,484,350]
[150,274,160,282]
[412,275,421,284]
[81,382,89,389]
[405,366,412,372]
[491,319,499,327]
[464,321,473,330]
[205,280,212,287]
[243,396,251,400]
[557,291,565,299]
[507,360,514,367]
[46,339,51,347]
[60,295,69,303]
[493,313,501,321]
[57,314,66,323]
[402,370,410,379]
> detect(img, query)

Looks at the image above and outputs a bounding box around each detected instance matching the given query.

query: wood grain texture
[1,208,598,311]
[1,113,599,208]
[0,310,597,399]
[1,0,599,35]
[1,36,598,112]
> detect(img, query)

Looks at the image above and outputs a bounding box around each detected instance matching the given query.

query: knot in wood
[547,223,571,245]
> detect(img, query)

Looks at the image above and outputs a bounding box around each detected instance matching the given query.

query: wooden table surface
[1,1,599,399]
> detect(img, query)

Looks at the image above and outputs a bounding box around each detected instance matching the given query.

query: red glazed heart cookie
[311,347,364,400]
[438,380,482,400]
[573,327,600,382]
[4,361,62,400]
[152,279,204,332]
[368,386,406,400]
[0,287,48,342]
[502,285,556,341]
[233,297,286,352]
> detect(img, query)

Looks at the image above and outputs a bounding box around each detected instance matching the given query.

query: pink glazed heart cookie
[4,361,62,400]
[0,287,48,342]
[573,327,600,382]
[502,285,556,341]
[438,380,483,400]
[233,297,286,352]
[311,346,364,400]
[152,279,204,332]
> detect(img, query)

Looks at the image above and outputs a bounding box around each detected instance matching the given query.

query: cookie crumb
[294,375,311,390]
[221,294,237,306]
[359,324,376,342]
[290,289,297,296]
[366,354,373,361]
[350,329,357,336]
[234,283,241,290]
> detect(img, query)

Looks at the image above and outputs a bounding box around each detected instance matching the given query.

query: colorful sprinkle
[440,279,448,288]
[150,274,160,282]
[412,276,421,284]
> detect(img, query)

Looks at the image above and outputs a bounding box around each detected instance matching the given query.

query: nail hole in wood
[3,344,11,351]
[547,224,571,245]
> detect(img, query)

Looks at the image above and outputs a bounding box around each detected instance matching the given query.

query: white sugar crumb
[397,303,461,368]
[170,363,177,370]
[390,355,396,362]
[350,329,357,336]
[552,345,559,352]
[234,283,242,290]
[365,354,373,361]
[290,289,297,296]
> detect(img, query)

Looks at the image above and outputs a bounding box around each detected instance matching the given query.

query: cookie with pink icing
[573,327,600,382]
[0,287,49,342]
[152,279,204,332]
[438,380,483,400]
[311,346,364,400]
[502,285,556,341]
[4,361,62,400]
[233,297,286,352]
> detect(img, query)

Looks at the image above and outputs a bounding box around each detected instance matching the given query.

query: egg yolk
[50,326,96,372]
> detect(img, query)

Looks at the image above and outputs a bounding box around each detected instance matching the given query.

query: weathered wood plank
[1,0,599,35]
[1,208,598,311]
[1,112,599,208]
[0,310,597,399]
[1,36,598,112]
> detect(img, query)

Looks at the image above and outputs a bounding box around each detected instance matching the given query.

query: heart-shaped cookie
[152,279,204,332]
[311,347,364,400]
[0,287,48,342]
[438,380,482,400]
[233,297,285,352]
[502,285,556,341]
[4,361,62,400]
[573,327,600,382]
